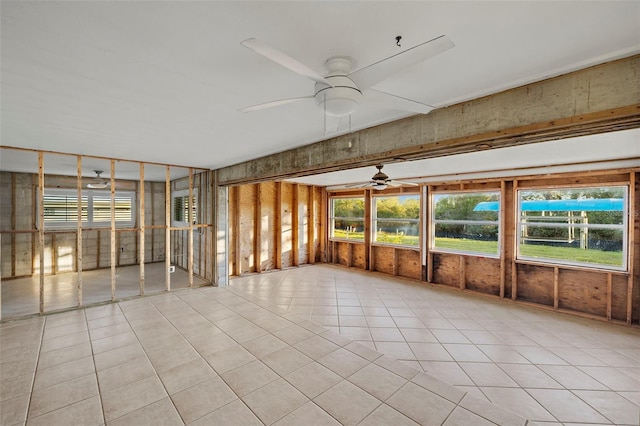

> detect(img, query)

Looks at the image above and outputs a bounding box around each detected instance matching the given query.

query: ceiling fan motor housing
[314,57,362,117]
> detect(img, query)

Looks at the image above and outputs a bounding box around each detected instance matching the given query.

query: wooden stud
[393,248,398,276]
[77,156,83,306]
[426,186,433,283]
[308,186,316,264]
[255,183,262,271]
[512,179,519,301]
[275,182,282,270]
[11,173,16,277]
[139,163,145,295]
[38,152,45,314]
[292,183,299,266]
[499,180,506,298]
[165,166,171,291]
[364,189,371,271]
[321,189,328,263]
[188,168,194,287]
[110,160,116,301]
[347,243,353,267]
[607,273,612,321]
[553,266,559,310]
[233,186,241,276]
[459,256,466,290]
[627,171,636,325]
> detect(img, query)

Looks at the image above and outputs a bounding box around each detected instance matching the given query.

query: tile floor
[0,263,639,425]
[229,264,640,426]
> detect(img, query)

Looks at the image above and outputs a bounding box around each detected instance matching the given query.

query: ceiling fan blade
[388,179,419,187]
[241,38,332,86]
[239,96,313,113]
[349,35,454,90]
[365,89,434,114]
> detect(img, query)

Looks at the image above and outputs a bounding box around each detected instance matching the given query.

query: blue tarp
[473,198,624,212]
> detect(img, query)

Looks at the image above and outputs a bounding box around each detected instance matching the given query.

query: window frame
[41,188,135,229]
[372,194,420,248]
[329,196,366,242]
[430,190,501,258]
[171,189,198,227]
[516,185,628,272]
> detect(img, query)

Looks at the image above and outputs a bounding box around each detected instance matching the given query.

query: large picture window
[517,186,627,270]
[330,197,365,241]
[43,188,134,229]
[432,191,500,256]
[373,195,420,247]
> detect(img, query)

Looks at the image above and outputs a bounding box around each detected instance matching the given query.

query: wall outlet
[169,265,175,273]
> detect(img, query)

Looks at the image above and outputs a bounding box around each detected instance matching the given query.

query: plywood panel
[397,249,421,280]
[516,264,554,306]
[466,257,501,295]
[432,253,459,288]
[558,269,607,317]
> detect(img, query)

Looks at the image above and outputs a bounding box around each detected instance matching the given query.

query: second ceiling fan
[239,35,454,131]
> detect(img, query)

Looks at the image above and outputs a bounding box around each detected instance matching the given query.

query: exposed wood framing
[188,168,194,287]
[77,156,83,305]
[499,181,506,298]
[553,266,559,310]
[38,152,44,314]
[628,171,636,324]
[275,182,282,270]
[11,173,16,277]
[459,257,466,290]
[255,183,261,271]
[233,186,241,276]
[165,166,171,291]
[139,163,145,295]
[308,187,316,264]
[426,186,434,283]
[364,189,371,270]
[110,160,116,301]
[607,273,613,321]
[511,179,519,301]
[292,184,299,266]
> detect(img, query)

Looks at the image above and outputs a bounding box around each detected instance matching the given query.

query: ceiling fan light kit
[87,170,109,189]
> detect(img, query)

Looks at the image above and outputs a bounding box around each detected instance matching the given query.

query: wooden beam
[607,273,613,321]
[426,185,433,283]
[459,256,466,290]
[11,172,16,278]
[38,152,44,314]
[255,183,262,272]
[553,266,559,310]
[139,163,145,295]
[110,160,116,301]
[628,170,636,325]
[77,156,83,306]
[188,168,194,287]
[499,180,506,298]
[512,179,519,301]
[275,182,282,270]
[165,166,171,291]
[233,186,241,276]
[308,186,316,264]
[364,189,371,270]
[291,183,299,266]
[393,248,398,277]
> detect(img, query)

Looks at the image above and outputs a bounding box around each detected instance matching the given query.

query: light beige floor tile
[573,390,640,425]
[43,321,88,340]
[393,317,426,328]
[39,331,89,353]
[242,378,309,425]
[399,328,437,342]
[225,323,269,343]
[481,387,556,422]
[358,403,419,426]
[369,327,405,342]
[189,399,262,426]
[171,375,237,423]
[315,380,381,426]
[497,363,563,389]
[411,372,466,404]
[348,363,408,401]
[459,362,519,387]
[374,341,415,360]
[294,335,340,360]
[514,345,569,365]
[90,330,138,354]
[374,355,420,380]
[157,357,218,395]
[273,324,316,345]
[0,393,30,425]
[204,344,257,374]
[284,362,342,399]
[146,343,201,372]
[578,366,640,391]
[408,342,452,361]
[262,346,313,376]
[318,347,369,378]
[27,395,103,426]
[242,333,289,358]
[538,365,608,390]
[273,401,340,426]
[101,375,167,421]
[386,382,455,425]
[93,343,147,371]
[33,356,95,390]
[458,393,527,425]
[477,344,531,364]
[29,374,99,419]
[459,330,504,345]
[87,321,130,341]
[221,359,279,396]
[97,356,155,392]
[443,343,492,362]
[419,361,474,386]
[442,406,495,426]
[319,329,353,346]
[36,342,92,370]
[344,341,382,362]
[525,389,609,424]
[0,372,32,403]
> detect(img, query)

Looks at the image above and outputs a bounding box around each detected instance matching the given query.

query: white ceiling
[1,1,639,181]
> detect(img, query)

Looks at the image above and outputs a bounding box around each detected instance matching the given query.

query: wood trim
[139,163,145,295]
[110,160,116,301]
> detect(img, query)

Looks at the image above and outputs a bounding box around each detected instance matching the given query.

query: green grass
[332,232,623,267]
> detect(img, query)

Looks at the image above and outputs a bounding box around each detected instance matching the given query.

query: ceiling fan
[347,164,419,190]
[87,170,108,189]
[239,35,454,131]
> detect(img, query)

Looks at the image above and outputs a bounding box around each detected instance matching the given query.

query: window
[172,190,197,226]
[517,186,627,270]
[42,188,134,229]
[330,197,365,241]
[432,191,500,256]
[373,195,420,247]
